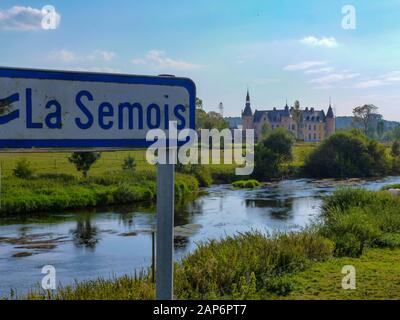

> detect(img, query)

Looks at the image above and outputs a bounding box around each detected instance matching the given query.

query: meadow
[0,150,202,215]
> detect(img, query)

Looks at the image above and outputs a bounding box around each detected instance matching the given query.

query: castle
[242,91,335,142]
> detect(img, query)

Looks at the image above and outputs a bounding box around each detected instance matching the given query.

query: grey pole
[156,149,175,300]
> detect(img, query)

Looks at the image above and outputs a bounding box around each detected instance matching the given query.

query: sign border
[0,67,196,149]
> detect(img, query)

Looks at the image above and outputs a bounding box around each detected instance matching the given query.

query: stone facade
[242,91,335,142]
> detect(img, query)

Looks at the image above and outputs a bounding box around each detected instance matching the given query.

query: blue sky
[1,0,400,119]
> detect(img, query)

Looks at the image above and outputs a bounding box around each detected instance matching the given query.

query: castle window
[314,133,317,140]
[311,116,315,121]
[317,116,320,121]
[292,124,296,130]
[314,125,317,130]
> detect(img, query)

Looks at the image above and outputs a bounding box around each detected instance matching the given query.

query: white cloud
[87,50,116,62]
[283,61,327,71]
[49,49,76,62]
[301,36,338,48]
[355,71,400,89]
[132,50,202,70]
[304,67,334,74]
[49,49,116,63]
[0,6,60,31]
[310,72,360,88]
[72,67,121,74]
[354,80,386,89]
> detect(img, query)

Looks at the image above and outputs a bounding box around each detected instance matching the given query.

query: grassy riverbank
[0,170,199,215]
[0,150,231,215]
[10,185,400,300]
[18,247,400,300]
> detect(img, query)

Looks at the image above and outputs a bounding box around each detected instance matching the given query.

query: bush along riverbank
[0,170,199,215]
[12,186,400,300]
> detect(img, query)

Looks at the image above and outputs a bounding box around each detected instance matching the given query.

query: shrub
[191,165,212,187]
[320,188,400,256]
[392,140,400,157]
[319,207,381,257]
[113,184,137,204]
[12,159,34,179]
[253,129,295,181]
[176,164,213,187]
[322,188,397,215]
[304,132,391,178]
[122,155,136,171]
[69,152,101,178]
[374,233,400,248]
[232,180,261,189]
[174,231,333,299]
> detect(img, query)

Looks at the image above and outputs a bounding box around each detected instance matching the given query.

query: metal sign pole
[156,148,175,300]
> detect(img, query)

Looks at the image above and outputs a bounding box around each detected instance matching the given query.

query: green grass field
[0,142,317,178]
[0,150,151,177]
[285,248,400,300]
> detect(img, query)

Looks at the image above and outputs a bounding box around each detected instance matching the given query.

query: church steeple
[242,89,253,117]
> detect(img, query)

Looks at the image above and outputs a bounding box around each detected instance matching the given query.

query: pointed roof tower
[326,98,334,118]
[242,89,253,117]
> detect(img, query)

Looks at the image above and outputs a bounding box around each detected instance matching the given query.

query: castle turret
[326,101,335,137]
[242,90,253,130]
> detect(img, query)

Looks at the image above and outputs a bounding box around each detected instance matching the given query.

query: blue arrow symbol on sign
[0,93,20,125]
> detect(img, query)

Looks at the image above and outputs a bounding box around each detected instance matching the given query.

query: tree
[196,109,229,130]
[262,128,294,162]
[69,152,101,178]
[352,104,379,136]
[392,140,400,174]
[377,120,385,140]
[261,123,271,140]
[392,140,400,157]
[196,97,203,110]
[253,129,295,180]
[304,132,390,178]
[292,100,302,140]
[384,124,400,142]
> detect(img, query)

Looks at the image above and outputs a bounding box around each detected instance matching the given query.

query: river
[1,177,399,296]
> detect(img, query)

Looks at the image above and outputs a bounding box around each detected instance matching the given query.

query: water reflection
[70,215,100,249]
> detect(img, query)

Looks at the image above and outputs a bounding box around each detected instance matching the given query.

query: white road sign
[0,67,196,149]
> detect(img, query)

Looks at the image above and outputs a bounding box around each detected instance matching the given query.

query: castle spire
[242,89,253,117]
[327,97,334,118]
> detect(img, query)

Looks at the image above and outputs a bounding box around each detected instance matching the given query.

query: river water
[1,177,400,296]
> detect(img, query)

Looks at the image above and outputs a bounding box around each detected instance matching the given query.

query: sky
[1,0,400,120]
